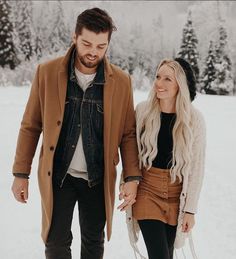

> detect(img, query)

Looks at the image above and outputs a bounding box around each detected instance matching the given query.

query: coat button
[57,120,61,126]
[48,171,51,176]
[72,145,75,148]
[50,146,54,151]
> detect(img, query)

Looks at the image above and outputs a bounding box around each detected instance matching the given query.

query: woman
[127,58,206,259]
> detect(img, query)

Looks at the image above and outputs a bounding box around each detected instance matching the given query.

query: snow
[0,86,236,258]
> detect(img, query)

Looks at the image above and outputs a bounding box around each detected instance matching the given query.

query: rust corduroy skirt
[133,167,182,226]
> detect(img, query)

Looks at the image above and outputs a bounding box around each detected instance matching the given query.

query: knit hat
[174,57,196,101]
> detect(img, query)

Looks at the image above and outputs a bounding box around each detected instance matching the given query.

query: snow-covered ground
[0,86,236,259]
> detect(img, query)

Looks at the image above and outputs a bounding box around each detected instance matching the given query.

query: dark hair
[174,57,197,101]
[75,8,117,42]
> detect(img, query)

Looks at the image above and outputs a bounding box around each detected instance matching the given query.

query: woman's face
[154,64,179,102]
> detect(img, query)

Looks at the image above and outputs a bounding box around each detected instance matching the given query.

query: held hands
[11,177,29,203]
[117,181,138,211]
[182,212,195,233]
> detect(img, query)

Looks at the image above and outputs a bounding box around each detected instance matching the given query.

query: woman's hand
[117,181,138,211]
[182,212,195,233]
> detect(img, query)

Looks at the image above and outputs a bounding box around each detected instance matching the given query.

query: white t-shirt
[68,68,96,180]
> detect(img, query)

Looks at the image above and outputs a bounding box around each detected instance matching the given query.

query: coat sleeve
[119,75,142,179]
[183,110,206,213]
[12,65,43,174]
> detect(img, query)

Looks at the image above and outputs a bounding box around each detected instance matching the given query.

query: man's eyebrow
[81,40,107,46]
[82,39,91,44]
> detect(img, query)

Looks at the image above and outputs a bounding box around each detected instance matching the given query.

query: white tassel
[131,242,146,259]
[181,248,187,259]
[174,249,179,259]
[189,233,198,259]
[126,208,146,259]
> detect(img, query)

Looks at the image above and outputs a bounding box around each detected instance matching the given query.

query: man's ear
[72,33,77,44]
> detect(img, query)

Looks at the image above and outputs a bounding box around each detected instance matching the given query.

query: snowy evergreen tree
[177,11,200,81]
[126,22,143,74]
[0,0,19,69]
[11,0,35,61]
[213,23,234,95]
[34,28,43,60]
[148,15,164,77]
[201,41,217,94]
[33,0,52,58]
[48,0,71,53]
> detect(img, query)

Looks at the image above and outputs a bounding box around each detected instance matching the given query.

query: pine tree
[13,0,35,61]
[201,41,217,94]
[149,15,164,78]
[34,28,43,60]
[177,11,200,81]
[48,0,71,53]
[214,23,234,95]
[127,22,142,74]
[33,0,51,58]
[0,0,19,69]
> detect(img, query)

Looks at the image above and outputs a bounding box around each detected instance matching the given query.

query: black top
[152,112,176,169]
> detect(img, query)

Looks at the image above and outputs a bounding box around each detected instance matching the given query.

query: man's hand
[182,212,195,233]
[11,177,29,203]
[117,181,138,211]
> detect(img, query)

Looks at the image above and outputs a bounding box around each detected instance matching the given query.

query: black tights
[138,219,177,259]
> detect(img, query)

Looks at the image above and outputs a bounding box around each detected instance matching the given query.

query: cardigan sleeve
[183,109,206,213]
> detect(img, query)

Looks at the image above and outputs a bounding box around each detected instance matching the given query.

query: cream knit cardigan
[125,101,206,259]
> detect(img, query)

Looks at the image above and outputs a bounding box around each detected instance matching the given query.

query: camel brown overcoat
[12,45,141,243]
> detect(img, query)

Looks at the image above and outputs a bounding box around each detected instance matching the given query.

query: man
[11,7,141,259]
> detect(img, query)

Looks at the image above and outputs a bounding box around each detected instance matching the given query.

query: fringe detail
[189,232,199,259]
[174,232,199,259]
[126,208,146,259]
[181,248,187,259]
[130,241,146,259]
[174,249,179,259]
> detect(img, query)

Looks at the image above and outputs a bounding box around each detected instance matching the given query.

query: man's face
[73,28,109,73]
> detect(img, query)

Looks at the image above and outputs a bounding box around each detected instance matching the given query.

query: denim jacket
[53,48,105,187]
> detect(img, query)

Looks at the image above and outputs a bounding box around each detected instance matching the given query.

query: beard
[76,50,104,69]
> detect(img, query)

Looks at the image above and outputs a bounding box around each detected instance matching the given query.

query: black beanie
[174,57,196,102]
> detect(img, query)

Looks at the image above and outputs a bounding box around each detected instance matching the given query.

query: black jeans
[45,174,106,259]
[138,219,177,259]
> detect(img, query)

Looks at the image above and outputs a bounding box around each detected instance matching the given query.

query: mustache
[86,54,97,59]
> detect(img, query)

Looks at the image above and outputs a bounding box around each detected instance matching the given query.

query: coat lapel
[57,45,75,114]
[58,71,68,114]
[103,58,115,163]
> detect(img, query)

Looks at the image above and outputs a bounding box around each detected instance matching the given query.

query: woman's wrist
[184,211,195,215]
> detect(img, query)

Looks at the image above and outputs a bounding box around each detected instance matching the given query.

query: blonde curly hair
[136,59,195,183]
